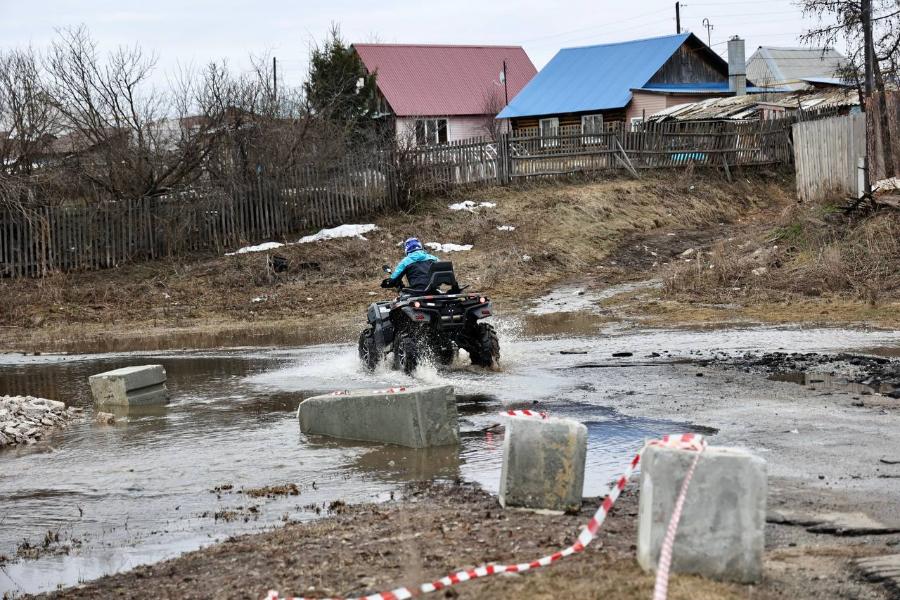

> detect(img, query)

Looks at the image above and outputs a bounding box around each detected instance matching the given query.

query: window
[539,117,559,147]
[581,114,604,143]
[414,118,449,146]
[630,117,644,132]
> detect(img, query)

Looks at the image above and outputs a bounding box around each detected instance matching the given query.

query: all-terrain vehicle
[358,261,499,374]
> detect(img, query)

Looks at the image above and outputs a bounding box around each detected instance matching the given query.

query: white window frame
[581,114,604,143]
[630,117,644,132]
[539,117,559,147]
[414,118,449,146]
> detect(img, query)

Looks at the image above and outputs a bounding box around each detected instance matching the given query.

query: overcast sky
[0,0,836,87]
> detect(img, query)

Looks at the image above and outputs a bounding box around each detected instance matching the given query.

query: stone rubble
[0,395,82,447]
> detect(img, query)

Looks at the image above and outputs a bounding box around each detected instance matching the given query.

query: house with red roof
[352,43,536,146]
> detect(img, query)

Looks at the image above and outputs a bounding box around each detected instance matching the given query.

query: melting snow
[225,241,284,256]
[448,201,496,212]
[497,225,516,231]
[299,224,378,243]
[426,242,473,253]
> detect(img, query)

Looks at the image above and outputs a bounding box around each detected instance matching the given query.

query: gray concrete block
[297,385,458,448]
[88,365,168,406]
[637,445,767,584]
[499,417,587,513]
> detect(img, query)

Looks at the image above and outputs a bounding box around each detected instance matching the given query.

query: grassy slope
[6,169,894,352]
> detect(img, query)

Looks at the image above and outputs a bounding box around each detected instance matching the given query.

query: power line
[520,7,671,44]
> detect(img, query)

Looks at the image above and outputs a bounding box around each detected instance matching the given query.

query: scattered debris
[94,412,116,425]
[0,396,81,447]
[243,483,300,498]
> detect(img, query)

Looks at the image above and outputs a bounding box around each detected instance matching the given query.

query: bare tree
[478,89,507,141]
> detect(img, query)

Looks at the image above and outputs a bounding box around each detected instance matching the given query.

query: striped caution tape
[500,409,548,419]
[267,424,705,600]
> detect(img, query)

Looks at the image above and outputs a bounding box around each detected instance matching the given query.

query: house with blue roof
[498,32,755,135]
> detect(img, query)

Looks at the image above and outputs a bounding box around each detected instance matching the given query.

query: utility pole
[273,56,278,103]
[502,60,509,106]
[861,0,874,196]
[676,2,681,34]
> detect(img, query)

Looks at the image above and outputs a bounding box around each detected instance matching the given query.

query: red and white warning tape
[267,420,706,600]
[500,409,548,419]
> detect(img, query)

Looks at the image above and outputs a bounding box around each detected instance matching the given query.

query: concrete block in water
[499,417,587,513]
[637,444,767,583]
[297,385,458,448]
[88,365,168,406]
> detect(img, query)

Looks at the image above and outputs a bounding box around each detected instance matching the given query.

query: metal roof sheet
[497,33,694,119]
[746,46,847,91]
[353,44,536,117]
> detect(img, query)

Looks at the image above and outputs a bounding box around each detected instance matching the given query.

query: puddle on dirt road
[769,371,897,397]
[1,323,899,595]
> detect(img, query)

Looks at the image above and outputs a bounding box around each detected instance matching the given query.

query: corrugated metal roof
[647,88,860,122]
[746,46,847,91]
[497,33,695,119]
[353,44,536,117]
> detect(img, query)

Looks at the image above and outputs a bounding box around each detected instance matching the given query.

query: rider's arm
[388,256,413,284]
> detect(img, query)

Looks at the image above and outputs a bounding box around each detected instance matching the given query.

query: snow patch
[425,242,473,253]
[448,201,496,212]
[299,224,378,244]
[497,225,516,231]
[225,241,284,256]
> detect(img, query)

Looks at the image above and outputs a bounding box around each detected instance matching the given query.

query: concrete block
[297,385,458,448]
[499,417,587,513]
[637,444,767,584]
[88,365,168,406]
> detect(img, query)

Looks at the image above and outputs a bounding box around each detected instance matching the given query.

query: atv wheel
[393,331,419,375]
[358,328,379,371]
[467,323,500,368]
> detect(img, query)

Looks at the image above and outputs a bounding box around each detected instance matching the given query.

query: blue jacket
[389,250,439,288]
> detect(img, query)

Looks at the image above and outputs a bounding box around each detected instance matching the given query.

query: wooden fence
[407,119,793,186]
[2,119,796,278]
[793,113,866,203]
[0,155,394,278]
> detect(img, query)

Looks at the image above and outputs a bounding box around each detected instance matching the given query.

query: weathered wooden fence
[3,119,797,278]
[0,155,394,278]
[793,112,866,203]
[408,119,793,186]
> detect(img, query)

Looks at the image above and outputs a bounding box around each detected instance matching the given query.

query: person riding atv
[358,237,499,373]
[381,238,438,291]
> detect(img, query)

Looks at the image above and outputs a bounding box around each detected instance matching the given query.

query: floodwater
[1,321,899,596]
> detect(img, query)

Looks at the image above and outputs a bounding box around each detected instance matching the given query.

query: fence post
[497,132,511,185]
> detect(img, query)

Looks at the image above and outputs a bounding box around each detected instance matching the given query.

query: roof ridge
[756,45,838,52]
[352,43,525,50]
[561,32,689,52]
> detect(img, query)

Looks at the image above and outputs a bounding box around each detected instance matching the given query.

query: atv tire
[393,331,419,375]
[467,323,500,368]
[358,328,380,371]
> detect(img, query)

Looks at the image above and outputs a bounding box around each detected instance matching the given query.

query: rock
[95,412,116,425]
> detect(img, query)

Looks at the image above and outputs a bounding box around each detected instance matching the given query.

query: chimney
[728,36,747,96]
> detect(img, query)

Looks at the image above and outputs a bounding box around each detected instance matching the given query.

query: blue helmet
[404,237,423,254]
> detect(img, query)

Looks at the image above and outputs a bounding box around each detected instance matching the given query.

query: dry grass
[2,171,796,350]
[664,196,900,306]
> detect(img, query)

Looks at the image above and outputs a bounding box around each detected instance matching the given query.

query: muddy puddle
[1,323,899,595]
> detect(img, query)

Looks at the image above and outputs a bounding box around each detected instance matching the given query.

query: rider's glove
[380,278,393,289]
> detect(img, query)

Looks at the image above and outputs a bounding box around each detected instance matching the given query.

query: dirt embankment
[37,481,891,600]
[0,171,789,352]
[4,169,897,353]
